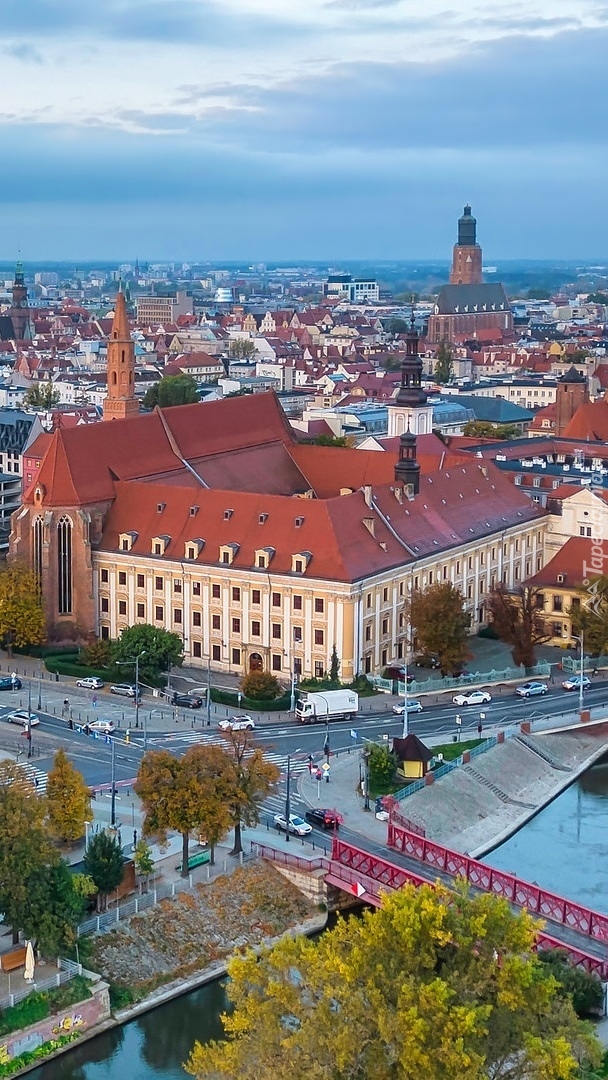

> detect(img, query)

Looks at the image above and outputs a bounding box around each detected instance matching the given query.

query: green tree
[0,761,57,943]
[133,838,155,891]
[0,563,45,656]
[229,338,257,360]
[329,644,340,684]
[21,860,86,954]
[587,292,608,305]
[240,670,281,701]
[46,749,92,843]
[538,950,604,1019]
[486,584,551,669]
[186,883,600,1080]
[462,420,520,440]
[570,580,608,658]
[434,341,454,384]
[385,317,408,334]
[314,434,349,447]
[366,742,396,788]
[142,374,199,409]
[407,582,471,675]
[380,353,402,371]
[526,287,552,300]
[220,731,279,856]
[83,830,124,911]
[111,623,184,685]
[23,382,61,409]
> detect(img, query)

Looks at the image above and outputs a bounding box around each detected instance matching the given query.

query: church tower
[387,312,434,437]
[394,427,420,494]
[555,365,588,436]
[449,204,483,286]
[10,261,31,341]
[103,289,139,421]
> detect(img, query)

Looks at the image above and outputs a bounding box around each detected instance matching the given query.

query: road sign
[321,762,330,773]
[350,729,358,740]
[351,881,366,898]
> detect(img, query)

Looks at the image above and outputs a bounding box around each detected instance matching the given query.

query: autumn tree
[23,382,61,409]
[46,749,92,843]
[407,582,471,675]
[240,670,281,700]
[83,830,124,911]
[186,882,601,1080]
[570,577,608,658]
[0,761,57,942]
[219,731,279,857]
[486,584,551,669]
[434,340,454,384]
[112,623,184,685]
[0,563,45,656]
[134,838,155,892]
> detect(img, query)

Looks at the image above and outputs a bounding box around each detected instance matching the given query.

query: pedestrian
[133,829,137,850]
[63,698,69,717]
[308,754,314,775]
[477,722,483,738]
[92,693,98,708]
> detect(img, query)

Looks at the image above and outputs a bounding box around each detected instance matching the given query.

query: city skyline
[0,0,606,260]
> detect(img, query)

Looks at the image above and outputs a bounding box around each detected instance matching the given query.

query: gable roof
[528,536,608,588]
[562,400,608,441]
[435,283,511,316]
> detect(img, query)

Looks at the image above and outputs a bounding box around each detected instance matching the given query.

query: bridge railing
[250,841,328,873]
[388,823,608,948]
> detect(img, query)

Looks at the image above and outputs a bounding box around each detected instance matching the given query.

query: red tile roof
[562,400,608,441]
[528,536,608,588]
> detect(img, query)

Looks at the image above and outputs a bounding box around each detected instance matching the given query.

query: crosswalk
[146,730,312,776]
[13,760,49,795]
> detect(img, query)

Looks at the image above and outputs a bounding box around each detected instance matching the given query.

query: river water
[30,754,608,1079]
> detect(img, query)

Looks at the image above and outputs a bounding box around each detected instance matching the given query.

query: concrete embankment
[393,724,608,858]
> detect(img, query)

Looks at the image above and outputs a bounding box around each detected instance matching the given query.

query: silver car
[515,682,548,698]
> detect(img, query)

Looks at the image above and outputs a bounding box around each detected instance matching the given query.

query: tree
[135,745,233,878]
[220,731,279,856]
[186,882,600,1080]
[486,584,552,669]
[538,949,604,1019]
[21,860,87,955]
[111,623,184,685]
[527,287,552,300]
[142,374,199,409]
[0,563,45,656]
[229,338,257,360]
[23,382,61,409]
[434,341,454,384]
[83,830,124,911]
[366,742,396,788]
[462,420,521,440]
[134,838,155,892]
[570,580,608,658]
[240,670,281,701]
[587,292,608,306]
[407,582,471,675]
[380,353,402,371]
[0,761,57,942]
[329,644,340,684]
[46,749,92,843]
[385,317,408,334]
[314,434,349,447]
[82,638,113,669]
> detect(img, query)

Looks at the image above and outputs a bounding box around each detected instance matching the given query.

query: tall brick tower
[10,260,31,341]
[555,365,589,436]
[449,204,483,286]
[103,289,139,421]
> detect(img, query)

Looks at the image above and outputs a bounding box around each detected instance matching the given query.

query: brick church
[10,293,544,679]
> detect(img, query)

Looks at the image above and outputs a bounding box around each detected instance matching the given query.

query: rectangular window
[314,598,324,613]
[382,588,388,602]
[155,605,164,621]
[366,593,372,609]
[101,625,109,640]
[232,587,241,602]
[294,657,302,676]
[365,624,371,641]
[155,576,163,591]
[552,595,563,612]
[251,620,261,637]
[174,580,182,593]
[118,571,127,586]
[272,592,281,607]
[382,618,388,635]
[293,626,303,643]
[192,582,201,596]
[212,584,220,599]
[232,648,241,666]
[272,654,282,671]
[193,641,202,658]
[252,589,261,605]
[101,569,109,583]
[272,623,281,639]
[174,609,182,624]
[118,599,127,615]
[468,557,472,570]
[293,594,302,610]
[314,661,324,678]
[212,614,220,630]
[193,611,201,626]
[428,571,433,585]
[232,617,241,633]
[154,543,162,556]
[314,629,324,646]
[137,574,145,589]
[552,622,563,637]
[221,552,230,564]
[101,597,109,613]
[212,644,221,661]
[137,603,145,618]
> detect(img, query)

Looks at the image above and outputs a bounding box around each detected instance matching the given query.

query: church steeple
[102,288,139,421]
[394,425,420,494]
[449,203,483,286]
[395,308,427,408]
[10,259,30,341]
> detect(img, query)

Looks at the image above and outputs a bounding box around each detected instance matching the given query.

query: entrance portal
[249,653,263,672]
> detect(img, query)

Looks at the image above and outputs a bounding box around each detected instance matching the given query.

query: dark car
[385,666,414,684]
[0,676,22,691]
[414,654,441,669]
[304,808,341,831]
[172,692,203,709]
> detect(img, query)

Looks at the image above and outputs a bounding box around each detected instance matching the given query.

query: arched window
[112,371,117,386]
[32,517,43,594]
[121,349,125,364]
[57,516,73,615]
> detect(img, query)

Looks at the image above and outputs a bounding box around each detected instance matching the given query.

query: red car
[304,808,342,830]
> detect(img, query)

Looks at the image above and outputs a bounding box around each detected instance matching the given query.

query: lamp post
[290,670,296,713]
[27,681,33,758]
[110,736,117,828]
[37,677,42,711]
[284,747,301,843]
[206,656,211,727]
[363,748,371,812]
[117,651,146,744]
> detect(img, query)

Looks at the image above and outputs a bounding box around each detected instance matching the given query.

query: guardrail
[0,958,80,1011]
[391,734,500,802]
[398,660,551,696]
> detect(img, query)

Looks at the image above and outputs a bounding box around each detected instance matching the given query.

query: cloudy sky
[0,0,606,260]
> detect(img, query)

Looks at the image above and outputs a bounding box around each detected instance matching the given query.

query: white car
[561,675,591,692]
[76,677,104,690]
[86,719,115,735]
[274,813,312,836]
[6,710,40,727]
[452,690,492,707]
[392,700,423,715]
[218,715,255,731]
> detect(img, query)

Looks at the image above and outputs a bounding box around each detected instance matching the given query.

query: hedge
[44,658,111,680]
[211,688,292,713]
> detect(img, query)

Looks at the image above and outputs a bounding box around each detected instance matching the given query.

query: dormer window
[255,546,275,569]
[219,542,239,565]
[185,538,205,560]
[152,534,170,556]
[157,502,166,513]
[119,531,138,552]
[224,509,234,521]
[291,551,312,574]
[294,516,304,528]
[258,513,268,525]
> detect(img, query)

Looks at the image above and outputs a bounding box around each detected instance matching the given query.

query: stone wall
[0,978,110,1066]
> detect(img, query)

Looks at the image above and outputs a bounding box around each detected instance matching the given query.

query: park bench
[176,850,211,873]
[0,946,27,972]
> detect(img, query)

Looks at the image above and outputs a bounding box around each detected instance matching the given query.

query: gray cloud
[1,41,44,62]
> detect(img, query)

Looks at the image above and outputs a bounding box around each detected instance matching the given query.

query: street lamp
[27,680,33,759]
[290,670,297,713]
[117,650,146,746]
[571,632,585,716]
[284,748,301,843]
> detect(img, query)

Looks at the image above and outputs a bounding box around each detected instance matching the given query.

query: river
[30,754,608,1079]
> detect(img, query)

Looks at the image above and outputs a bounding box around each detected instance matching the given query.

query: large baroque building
[10,303,546,680]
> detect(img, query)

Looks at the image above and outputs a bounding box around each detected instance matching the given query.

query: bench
[176,850,211,873]
[1,947,27,973]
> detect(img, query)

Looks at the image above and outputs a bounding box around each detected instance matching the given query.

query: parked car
[392,699,423,715]
[452,689,492,707]
[6,710,39,727]
[414,654,440,668]
[515,681,548,698]
[86,719,116,735]
[218,714,255,731]
[76,676,104,690]
[110,683,141,699]
[561,675,591,692]
[304,808,341,830]
[0,676,21,691]
[274,813,312,836]
[172,693,203,709]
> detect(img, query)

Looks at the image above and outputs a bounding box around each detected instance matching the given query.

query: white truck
[295,689,359,724]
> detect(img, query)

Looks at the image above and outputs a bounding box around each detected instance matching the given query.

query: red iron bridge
[254,823,608,982]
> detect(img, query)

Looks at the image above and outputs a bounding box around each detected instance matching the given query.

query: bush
[0,977,91,1038]
[241,671,281,700]
[108,983,135,1010]
[0,1031,81,1077]
[537,949,605,1018]
[211,688,291,712]
[44,658,112,680]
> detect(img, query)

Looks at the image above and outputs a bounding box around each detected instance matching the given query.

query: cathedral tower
[10,261,31,341]
[103,289,139,421]
[449,204,483,286]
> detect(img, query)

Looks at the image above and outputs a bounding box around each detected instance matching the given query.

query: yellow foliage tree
[0,562,45,655]
[219,730,280,856]
[46,748,92,843]
[186,883,601,1080]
